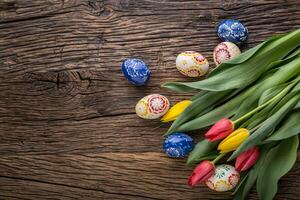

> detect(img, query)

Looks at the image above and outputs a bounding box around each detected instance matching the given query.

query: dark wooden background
[1,0,300,199]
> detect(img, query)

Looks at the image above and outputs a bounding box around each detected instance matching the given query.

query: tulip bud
[217,128,249,153]
[161,100,192,122]
[188,160,215,186]
[205,118,234,141]
[235,147,260,172]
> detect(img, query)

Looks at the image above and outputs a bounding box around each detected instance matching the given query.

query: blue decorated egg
[217,19,248,44]
[121,58,150,85]
[163,133,194,158]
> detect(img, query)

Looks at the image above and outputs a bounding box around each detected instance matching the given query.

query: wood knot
[86,0,111,17]
[24,71,75,94]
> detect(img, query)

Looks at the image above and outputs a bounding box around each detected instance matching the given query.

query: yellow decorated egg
[205,164,239,192]
[135,94,170,119]
[176,51,209,77]
[213,42,241,66]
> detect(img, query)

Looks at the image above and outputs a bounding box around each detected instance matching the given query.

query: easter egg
[176,51,209,77]
[163,132,194,158]
[121,58,150,85]
[213,42,241,66]
[205,164,240,192]
[217,19,248,44]
[135,94,170,119]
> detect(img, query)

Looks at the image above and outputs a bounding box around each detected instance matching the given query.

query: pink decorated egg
[205,164,240,192]
[135,94,170,119]
[213,42,241,66]
[176,51,209,77]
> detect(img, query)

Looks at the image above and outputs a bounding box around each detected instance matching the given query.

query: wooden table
[1,0,300,199]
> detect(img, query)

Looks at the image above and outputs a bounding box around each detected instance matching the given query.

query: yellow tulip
[217,128,249,153]
[161,100,192,122]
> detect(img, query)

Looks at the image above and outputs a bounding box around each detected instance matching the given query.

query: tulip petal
[161,100,192,122]
[218,128,250,153]
[235,147,260,172]
[205,118,234,141]
[188,160,215,186]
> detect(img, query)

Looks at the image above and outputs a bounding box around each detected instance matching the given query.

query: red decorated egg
[176,51,209,77]
[135,94,170,119]
[205,164,240,192]
[213,42,241,66]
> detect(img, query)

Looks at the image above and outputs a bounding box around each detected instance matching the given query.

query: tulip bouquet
[162,28,300,199]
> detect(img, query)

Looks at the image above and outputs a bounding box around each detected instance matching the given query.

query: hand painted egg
[135,94,170,119]
[213,42,241,66]
[205,164,240,192]
[163,132,194,158]
[176,51,209,77]
[217,19,248,44]
[121,58,150,85]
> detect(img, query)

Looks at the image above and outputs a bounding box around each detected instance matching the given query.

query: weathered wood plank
[0,177,137,200]
[0,71,191,121]
[1,0,300,74]
[0,115,176,154]
[1,0,300,199]
[0,70,194,154]
[0,153,300,200]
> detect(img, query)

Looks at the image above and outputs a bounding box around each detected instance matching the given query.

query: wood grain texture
[0,0,300,199]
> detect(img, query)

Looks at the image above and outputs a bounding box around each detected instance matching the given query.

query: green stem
[233,78,300,125]
[249,123,263,133]
[212,153,226,164]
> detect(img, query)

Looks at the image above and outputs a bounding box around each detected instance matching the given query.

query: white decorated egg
[176,51,209,77]
[135,94,170,119]
[213,42,241,66]
[205,164,239,192]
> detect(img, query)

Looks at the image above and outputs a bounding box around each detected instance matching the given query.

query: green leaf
[265,110,300,141]
[186,139,218,166]
[175,85,257,132]
[295,101,300,109]
[191,90,209,101]
[269,81,300,115]
[163,29,300,92]
[229,94,300,160]
[285,46,300,59]
[258,82,291,105]
[249,82,300,130]
[242,79,300,129]
[257,136,299,200]
[244,99,279,130]
[161,82,198,93]
[208,35,281,77]
[165,90,230,135]
[233,56,300,119]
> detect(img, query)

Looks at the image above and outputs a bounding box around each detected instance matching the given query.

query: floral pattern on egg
[121,58,150,85]
[217,19,248,44]
[213,42,241,66]
[205,164,240,192]
[135,94,170,119]
[176,51,209,77]
[163,132,194,158]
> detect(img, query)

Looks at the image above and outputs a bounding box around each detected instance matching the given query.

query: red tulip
[235,147,260,172]
[188,160,215,186]
[205,118,234,141]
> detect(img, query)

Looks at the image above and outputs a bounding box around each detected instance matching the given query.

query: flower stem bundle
[162,28,300,200]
